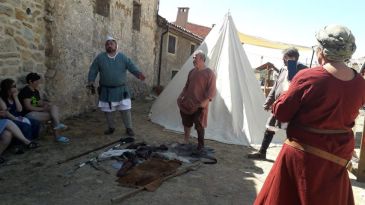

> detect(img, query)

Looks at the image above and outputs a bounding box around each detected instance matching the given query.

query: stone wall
[1,0,159,118]
[44,0,159,117]
[0,0,46,84]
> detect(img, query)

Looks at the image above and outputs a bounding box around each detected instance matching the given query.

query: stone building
[0,0,159,117]
[155,7,212,88]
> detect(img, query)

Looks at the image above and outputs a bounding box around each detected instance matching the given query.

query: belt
[100,84,126,88]
[284,139,352,171]
[100,84,126,109]
[296,124,350,134]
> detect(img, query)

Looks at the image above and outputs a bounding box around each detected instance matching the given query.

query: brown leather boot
[247,130,274,159]
[104,127,115,135]
[247,151,266,159]
[126,128,135,136]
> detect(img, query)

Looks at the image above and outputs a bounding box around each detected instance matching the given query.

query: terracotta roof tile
[184,23,212,38]
[167,22,203,41]
[169,15,212,39]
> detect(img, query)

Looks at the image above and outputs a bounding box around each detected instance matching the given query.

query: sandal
[54,123,68,130]
[27,141,40,149]
[56,136,70,144]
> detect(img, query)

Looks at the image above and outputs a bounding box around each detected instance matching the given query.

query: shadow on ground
[0,99,265,205]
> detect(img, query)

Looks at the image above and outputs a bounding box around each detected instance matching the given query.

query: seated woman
[0,78,40,140]
[0,126,12,164]
[0,117,38,163]
[18,73,69,143]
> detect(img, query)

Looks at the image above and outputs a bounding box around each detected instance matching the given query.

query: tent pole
[356,116,365,181]
[264,65,270,97]
[309,46,315,68]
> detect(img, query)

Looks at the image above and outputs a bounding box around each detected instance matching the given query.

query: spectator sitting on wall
[0,78,41,141]
[18,73,69,144]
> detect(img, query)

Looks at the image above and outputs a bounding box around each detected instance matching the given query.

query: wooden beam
[357,116,365,181]
[263,65,271,97]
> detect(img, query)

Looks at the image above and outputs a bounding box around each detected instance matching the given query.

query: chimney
[175,7,189,27]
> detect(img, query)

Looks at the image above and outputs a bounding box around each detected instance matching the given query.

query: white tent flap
[150,14,270,146]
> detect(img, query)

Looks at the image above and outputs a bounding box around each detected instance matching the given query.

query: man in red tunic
[177,50,216,151]
[254,25,365,205]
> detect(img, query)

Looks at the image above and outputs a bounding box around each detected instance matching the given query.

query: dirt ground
[0,99,364,205]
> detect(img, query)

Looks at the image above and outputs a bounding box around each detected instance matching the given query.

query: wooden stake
[57,139,120,165]
[356,116,365,181]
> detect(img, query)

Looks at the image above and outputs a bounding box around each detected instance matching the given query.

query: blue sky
[159,0,365,58]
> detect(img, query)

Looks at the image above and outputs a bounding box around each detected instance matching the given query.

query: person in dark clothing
[18,73,69,143]
[247,47,307,159]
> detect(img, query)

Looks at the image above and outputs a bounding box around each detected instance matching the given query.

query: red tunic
[178,67,216,127]
[254,66,365,205]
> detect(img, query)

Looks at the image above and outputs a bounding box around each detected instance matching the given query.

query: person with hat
[247,47,307,160]
[18,72,69,143]
[254,25,364,205]
[88,36,145,136]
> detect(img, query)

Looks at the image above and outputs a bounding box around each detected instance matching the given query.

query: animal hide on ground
[117,158,181,188]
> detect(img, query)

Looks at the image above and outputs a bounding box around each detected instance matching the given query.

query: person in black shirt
[19,73,69,143]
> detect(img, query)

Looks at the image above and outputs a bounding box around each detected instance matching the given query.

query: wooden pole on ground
[356,116,365,181]
[57,137,135,165]
[57,139,121,165]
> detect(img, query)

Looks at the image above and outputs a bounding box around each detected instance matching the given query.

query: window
[168,35,176,54]
[190,44,196,55]
[132,2,141,31]
[171,70,179,79]
[95,0,110,17]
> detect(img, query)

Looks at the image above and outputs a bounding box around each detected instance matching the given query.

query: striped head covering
[105,35,118,51]
[106,35,116,42]
[315,25,356,61]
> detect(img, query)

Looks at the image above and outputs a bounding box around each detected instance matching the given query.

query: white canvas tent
[150,14,271,146]
[243,44,315,69]
[237,30,315,69]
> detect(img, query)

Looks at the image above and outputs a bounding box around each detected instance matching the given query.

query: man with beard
[177,50,216,152]
[88,36,145,136]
